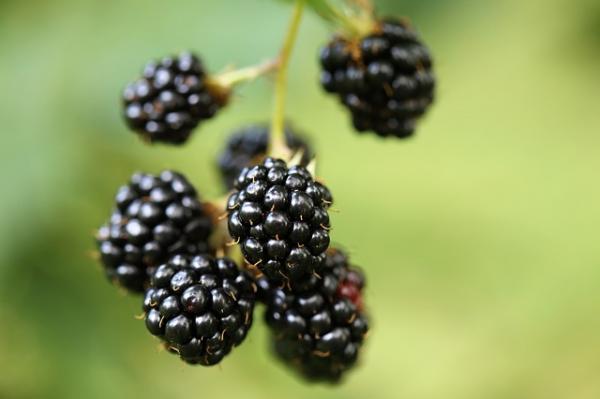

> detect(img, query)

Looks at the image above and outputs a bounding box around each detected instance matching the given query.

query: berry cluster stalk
[210,58,280,88]
[269,0,305,159]
[306,0,374,38]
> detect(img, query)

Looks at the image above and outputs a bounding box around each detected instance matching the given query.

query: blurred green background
[1,0,600,397]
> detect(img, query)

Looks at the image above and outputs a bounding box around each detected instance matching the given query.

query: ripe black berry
[217,124,312,190]
[96,171,213,293]
[143,254,256,365]
[320,18,435,138]
[123,52,228,144]
[266,248,369,382]
[226,158,333,284]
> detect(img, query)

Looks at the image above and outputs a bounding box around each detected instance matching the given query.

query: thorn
[320,224,331,231]
[159,316,165,328]
[169,346,181,355]
[133,312,146,320]
[220,329,227,341]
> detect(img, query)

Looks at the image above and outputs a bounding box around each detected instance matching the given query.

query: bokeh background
[1,0,600,397]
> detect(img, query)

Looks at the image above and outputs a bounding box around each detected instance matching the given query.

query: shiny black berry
[266,248,369,382]
[143,254,256,365]
[226,158,333,284]
[96,171,213,293]
[319,18,435,138]
[217,124,312,190]
[123,52,228,144]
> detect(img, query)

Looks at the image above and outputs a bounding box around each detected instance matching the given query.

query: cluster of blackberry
[320,18,435,137]
[95,161,368,380]
[94,0,438,385]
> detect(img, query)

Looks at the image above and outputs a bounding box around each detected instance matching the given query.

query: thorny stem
[268,0,305,159]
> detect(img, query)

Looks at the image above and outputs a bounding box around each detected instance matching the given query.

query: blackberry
[254,275,273,305]
[218,124,312,190]
[96,171,213,293]
[266,248,368,382]
[319,18,435,138]
[143,254,255,365]
[122,52,228,144]
[226,157,333,284]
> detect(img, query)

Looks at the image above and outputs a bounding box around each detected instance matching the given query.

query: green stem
[211,58,280,88]
[306,0,374,38]
[268,0,305,159]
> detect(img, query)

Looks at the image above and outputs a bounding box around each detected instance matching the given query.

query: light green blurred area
[1,0,600,397]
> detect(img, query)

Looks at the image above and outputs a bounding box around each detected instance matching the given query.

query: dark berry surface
[143,254,256,365]
[320,18,435,138]
[122,52,225,144]
[218,124,312,190]
[266,248,369,382]
[226,157,333,284]
[96,171,213,293]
